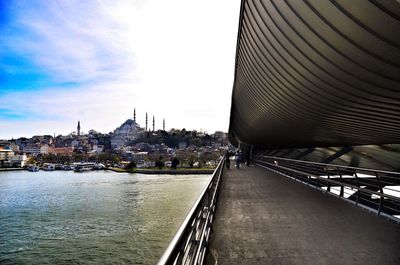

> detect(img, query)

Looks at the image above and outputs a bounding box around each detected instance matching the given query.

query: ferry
[74,162,95,172]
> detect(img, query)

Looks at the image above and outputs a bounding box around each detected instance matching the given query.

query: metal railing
[157,158,225,265]
[254,155,400,221]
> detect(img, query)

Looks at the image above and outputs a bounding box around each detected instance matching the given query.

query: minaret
[77,121,81,136]
[152,116,155,132]
[134,108,136,123]
[163,119,165,131]
[145,113,148,131]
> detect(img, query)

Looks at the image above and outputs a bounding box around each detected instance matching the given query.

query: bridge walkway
[206,165,400,265]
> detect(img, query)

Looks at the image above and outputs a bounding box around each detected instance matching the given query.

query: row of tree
[27,152,121,165]
[131,129,224,148]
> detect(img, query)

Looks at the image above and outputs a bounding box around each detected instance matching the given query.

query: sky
[0,0,241,139]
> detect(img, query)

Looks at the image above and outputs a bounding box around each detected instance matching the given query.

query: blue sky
[0,0,240,139]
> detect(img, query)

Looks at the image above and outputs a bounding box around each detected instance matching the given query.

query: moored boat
[27,165,40,172]
[74,166,92,172]
[74,162,94,172]
[42,163,55,171]
[62,165,75,170]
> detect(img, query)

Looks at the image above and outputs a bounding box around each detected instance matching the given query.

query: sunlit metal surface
[229,0,400,148]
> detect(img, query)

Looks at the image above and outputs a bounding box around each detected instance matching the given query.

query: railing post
[157,158,225,265]
[252,155,400,221]
[375,172,384,216]
[338,168,344,198]
[354,172,360,206]
[325,167,331,193]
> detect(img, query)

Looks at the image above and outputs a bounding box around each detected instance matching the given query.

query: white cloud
[1,0,241,139]
[6,0,138,83]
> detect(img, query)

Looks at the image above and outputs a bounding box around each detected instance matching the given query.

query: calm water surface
[0,170,211,264]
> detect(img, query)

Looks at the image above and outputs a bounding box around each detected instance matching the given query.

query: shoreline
[0,167,214,175]
[0,168,25,171]
[108,167,214,175]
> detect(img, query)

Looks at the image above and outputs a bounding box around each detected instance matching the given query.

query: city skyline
[0,0,241,139]
[1,112,226,140]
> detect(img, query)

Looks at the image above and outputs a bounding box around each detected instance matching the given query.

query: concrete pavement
[206,165,400,265]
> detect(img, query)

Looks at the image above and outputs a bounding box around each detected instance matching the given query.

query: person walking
[235,151,242,169]
[225,150,231,169]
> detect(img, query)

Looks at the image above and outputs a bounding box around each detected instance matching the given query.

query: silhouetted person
[225,150,231,169]
[171,157,180,169]
[236,151,242,169]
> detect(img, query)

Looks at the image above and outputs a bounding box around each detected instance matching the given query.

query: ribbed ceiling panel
[229,0,400,148]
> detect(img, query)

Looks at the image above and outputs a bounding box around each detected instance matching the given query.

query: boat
[27,165,40,172]
[74,163,94,172]
[62,164,75,170]
[93,163,105,170]
[42,163,55,171]
[74,166,92,172]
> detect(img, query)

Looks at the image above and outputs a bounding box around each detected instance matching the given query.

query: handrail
[255,159,400,202]
[260,155,400,176]
[157,157,225,265]
[254,156,400,220]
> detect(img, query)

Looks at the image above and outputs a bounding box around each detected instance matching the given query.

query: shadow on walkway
[206,165,400,265]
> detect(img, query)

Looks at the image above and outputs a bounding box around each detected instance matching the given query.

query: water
[0,170,211,264]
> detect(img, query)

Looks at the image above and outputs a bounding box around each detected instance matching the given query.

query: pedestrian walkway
[206,166,400,265]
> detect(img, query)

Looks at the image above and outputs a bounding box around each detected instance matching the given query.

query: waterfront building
[0,147,15,167]
[48,147,74,156]
[23,144,49,155]
[91,145,104,154]
[9,154,27,167]
[130,151,148,164]
[9,143,20,152]
[0,140,10,146]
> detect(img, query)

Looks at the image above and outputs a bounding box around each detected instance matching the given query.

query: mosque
[110,109,165,149]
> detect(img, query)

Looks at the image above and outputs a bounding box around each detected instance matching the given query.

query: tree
[125,161,137,170]
[171,157,180,169]
[190,138,202,147]
[189,161,194,168]
[72,152,85,162]
[155,156,164,169]
[26,157,37,165]
[188,153,196,168]
[97,152,121,164]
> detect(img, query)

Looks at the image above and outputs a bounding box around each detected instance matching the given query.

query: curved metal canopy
[229,0,400,148]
